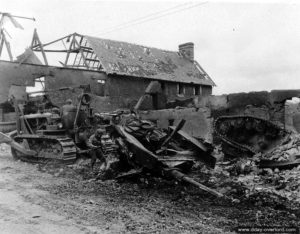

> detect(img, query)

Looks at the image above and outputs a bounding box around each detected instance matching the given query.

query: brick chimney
[179,42,194,61]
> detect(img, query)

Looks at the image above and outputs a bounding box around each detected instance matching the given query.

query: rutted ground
[0,144,299,234]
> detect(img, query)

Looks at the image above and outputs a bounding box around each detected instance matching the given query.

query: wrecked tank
[109,114,223,198]
[214,115,290,157]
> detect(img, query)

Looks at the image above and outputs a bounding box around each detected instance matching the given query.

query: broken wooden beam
[161,119,186,148]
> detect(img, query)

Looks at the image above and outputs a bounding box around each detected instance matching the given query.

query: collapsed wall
[137,90,299,142]
[197,90,300,130]
[138,90,300,143]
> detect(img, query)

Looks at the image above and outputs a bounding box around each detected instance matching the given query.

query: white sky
[1,0,300,95]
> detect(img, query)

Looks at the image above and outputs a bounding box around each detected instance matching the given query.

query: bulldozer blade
[0,131,13,144]
[0,132,36,156]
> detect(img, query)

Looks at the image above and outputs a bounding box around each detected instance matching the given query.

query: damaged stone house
[0,32,216,137]
[29,32,216,110]
[0,32,215,113]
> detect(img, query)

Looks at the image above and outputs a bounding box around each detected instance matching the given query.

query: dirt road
[0,144,299,234]
[0,146,102,234]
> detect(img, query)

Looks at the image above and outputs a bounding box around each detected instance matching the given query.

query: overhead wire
[99,2,191,34]
[99,2,207,35]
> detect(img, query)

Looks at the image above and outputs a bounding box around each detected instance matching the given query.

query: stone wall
[0,60,105,106]
[0,61,35,103]
[105,75,213,111]
[197,90,300,129]
[285,99,300,133]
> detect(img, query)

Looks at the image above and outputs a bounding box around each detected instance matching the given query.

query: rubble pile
[262,134,300,162]
[207,114,300,209]
[236,166,300,207]
[206,144,300,209]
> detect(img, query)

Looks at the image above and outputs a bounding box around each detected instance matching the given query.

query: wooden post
[3,34,13,61]
[73,36,90,69]
[0,30,13,61]
[64,34,75,66]
[31,29,48,65]
[0,33,4,57]
[0,108,3,122]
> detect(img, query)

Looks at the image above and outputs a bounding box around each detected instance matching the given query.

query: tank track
[213,115,290,157]
[11,134,77,164]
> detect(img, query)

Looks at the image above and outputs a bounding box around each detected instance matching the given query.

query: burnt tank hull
[214,115,290,157]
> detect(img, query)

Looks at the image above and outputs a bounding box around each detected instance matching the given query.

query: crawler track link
[11,134,77,164]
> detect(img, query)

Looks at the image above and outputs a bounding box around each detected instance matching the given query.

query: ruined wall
[105,75,212,111]
[108,75,211,101]
[137,89,300,141]
[202,85,213,97]
[2,112,16,122]
[269,90,300,103]
[269,90,300,127]
[204,91,270,117]
[285,99,300,133]
[0,61,35,103]
[162,82,212,99]
[183,84,194,96]
[0,61,106,106]
[45,68,106,106]
[198,90,300,128]
[106,76,149,98]
[0,110,16,122]
[293,112,300,133]
[47,71,213,112]
[104,75,149,109]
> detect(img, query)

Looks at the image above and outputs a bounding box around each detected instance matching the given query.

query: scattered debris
[1,86,300,208]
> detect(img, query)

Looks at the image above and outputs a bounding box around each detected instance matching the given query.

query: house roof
[84,35,215,86]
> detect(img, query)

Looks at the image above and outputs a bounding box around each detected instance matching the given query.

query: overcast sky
[1,0,300,95]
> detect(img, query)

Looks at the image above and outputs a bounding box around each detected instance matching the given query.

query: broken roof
[84,35,215,86]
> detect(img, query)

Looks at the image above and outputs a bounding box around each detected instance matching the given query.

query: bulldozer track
[11,135,77,164]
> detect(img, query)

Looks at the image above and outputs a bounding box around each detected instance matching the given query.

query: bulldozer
[0,85,109,164]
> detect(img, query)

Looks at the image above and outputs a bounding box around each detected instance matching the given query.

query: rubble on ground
[262,134,300,162]
[205,143,300,210]
[209,114,300,210]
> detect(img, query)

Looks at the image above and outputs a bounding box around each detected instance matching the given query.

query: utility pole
[0,12,35,61]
